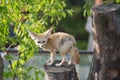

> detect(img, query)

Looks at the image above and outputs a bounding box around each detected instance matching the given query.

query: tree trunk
[44,60,79,80]
[0,55,4,80]
[89,4,120,80]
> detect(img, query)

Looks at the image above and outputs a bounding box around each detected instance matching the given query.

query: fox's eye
[38,41,41,43]
[42,41,45,43]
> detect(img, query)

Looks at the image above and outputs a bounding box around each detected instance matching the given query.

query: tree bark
[44,60,79,80]
[0,55,4,80]
[89,4,120,80]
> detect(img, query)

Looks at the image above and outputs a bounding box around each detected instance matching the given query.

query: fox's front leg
[46,51,56,65]
[46,58,51,63]
[55,52,65,66]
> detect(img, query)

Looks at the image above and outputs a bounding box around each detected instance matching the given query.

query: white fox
[28,28,80,66]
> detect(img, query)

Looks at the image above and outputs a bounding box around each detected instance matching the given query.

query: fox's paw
[55,63,62,67]
[46,61,54,66]
[68,60,72,65]
[46,63,52,65]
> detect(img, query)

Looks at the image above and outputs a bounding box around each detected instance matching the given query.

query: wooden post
[89,4,120,80]
[0,55,4,80]
[44,60,79,80]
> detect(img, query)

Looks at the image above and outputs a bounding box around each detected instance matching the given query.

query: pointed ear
[44,27,52,38]
[27,30,37,40]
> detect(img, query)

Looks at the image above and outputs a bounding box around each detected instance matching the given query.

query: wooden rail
[5,48,93,55]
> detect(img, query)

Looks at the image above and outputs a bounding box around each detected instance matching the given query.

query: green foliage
[83,0,94,17]
[0,0,72,80]
[115,0,120,3]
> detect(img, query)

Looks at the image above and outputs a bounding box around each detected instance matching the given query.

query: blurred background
[0,0,118,80]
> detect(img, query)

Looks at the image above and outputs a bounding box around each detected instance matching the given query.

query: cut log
[44,60,79,80]
[88,4,120,80]
[0,55,4,80]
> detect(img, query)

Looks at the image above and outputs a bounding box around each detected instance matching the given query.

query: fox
[28,27,80,66]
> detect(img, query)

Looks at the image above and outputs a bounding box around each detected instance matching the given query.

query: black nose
[41,45,43,47]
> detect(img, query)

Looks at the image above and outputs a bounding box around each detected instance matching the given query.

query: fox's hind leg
[67,50,74,65]
[55,52,66,66]
[55,39,73,66]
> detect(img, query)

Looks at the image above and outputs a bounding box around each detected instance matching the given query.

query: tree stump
[44,60,79,80]
[89,4,120,80]
[0,55,4,80]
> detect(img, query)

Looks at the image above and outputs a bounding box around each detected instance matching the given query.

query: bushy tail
[70,46,80,64]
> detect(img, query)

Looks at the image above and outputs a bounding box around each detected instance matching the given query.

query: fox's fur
[28,28,80,66]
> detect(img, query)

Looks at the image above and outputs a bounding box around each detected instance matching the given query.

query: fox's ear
[27,30,37,40]
[44,28,52,38]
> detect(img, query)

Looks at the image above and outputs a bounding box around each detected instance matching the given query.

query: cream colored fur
[28,28,80,66]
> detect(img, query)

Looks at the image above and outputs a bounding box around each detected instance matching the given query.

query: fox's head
[28,28,52,48]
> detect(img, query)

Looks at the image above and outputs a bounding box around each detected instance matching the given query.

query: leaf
[50,18,54,23]
[67,10,73,17]
[0,6,8,14]
[11,61,17,69]
[4,54,13,60]
[19,60,25,65]
[83,9,87,17]
[4,70,14,78]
